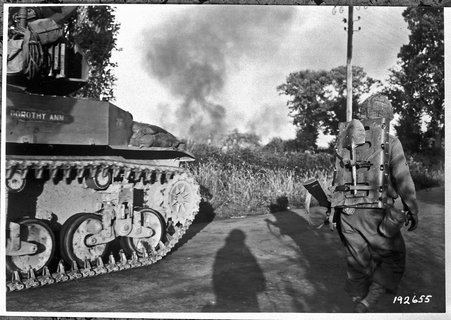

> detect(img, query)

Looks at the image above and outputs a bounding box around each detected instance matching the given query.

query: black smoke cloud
[143,6,296,142]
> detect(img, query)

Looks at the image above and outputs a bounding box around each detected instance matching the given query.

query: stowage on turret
[5,6,200,291]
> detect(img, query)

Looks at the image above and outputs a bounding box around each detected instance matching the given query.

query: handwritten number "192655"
[393,295,432,304]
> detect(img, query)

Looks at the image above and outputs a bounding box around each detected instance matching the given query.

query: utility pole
[335,5,362,121]
[346,6,353,122]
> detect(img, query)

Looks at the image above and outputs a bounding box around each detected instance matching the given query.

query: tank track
[5,156,200,292]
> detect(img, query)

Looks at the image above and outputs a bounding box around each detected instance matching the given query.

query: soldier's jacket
[386,135,419,215]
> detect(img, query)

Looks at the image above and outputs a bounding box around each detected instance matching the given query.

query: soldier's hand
[405,212,418,231]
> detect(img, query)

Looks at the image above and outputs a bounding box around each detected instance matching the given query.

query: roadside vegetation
[188,143,444,220]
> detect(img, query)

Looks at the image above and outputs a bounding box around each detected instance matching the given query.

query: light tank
[4,6,201,291]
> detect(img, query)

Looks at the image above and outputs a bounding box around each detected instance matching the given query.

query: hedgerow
[187,143,443,220]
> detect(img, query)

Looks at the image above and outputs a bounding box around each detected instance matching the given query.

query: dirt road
[6,187,445,314]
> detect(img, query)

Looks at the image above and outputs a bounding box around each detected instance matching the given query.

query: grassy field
[188,143,444,219]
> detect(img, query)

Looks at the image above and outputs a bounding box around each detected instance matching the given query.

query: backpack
[330,117,390,209]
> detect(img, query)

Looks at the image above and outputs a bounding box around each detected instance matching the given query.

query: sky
[110,5,410,146]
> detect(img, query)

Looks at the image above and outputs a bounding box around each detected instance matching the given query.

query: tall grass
[188,144,334,218]
[192,160,322,218]
[188,143,443,219]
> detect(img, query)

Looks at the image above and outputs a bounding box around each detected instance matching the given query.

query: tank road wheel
[120,209,165,256]
[85,169,112,190]
[163,173,200,224]
[6,171,27,193]
[60,213,110,266]
[6,218,55,276]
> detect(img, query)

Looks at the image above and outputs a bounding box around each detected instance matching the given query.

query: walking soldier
[330,94,419,312]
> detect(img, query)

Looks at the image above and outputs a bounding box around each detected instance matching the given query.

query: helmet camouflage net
[359,94,394,120]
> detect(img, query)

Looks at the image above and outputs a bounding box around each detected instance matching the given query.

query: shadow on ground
[203,229,266,312]
[266,209,350,312]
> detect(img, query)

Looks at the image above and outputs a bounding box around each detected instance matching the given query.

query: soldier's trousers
[337,208,406,298]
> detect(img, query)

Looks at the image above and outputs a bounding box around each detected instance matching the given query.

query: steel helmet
[359,94,394,120]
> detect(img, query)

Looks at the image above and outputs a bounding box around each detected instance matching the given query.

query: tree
[277,65,380,151]
[384,7,444,154]
[67,6,120,101]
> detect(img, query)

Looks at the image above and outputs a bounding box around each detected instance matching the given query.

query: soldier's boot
[352,296,363,304]
[354,282,386,313]
[351,295,364,312]
[354,301,369,313]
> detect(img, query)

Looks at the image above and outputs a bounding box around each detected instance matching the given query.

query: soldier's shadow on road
[266,209,352,312]
[203,229,266,312]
